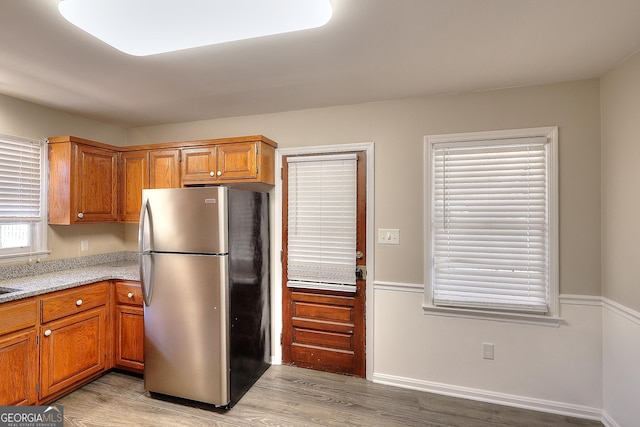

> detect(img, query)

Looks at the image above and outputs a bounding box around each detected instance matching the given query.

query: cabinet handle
[76,299,83,306]
[44,329,52,337]
[216,171,222,176]
[209,171,215,177]
[127,292,134,298]
[77,212,84,219]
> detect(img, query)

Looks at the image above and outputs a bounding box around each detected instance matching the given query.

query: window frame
[0,133,48,263]
[423,127,560,326]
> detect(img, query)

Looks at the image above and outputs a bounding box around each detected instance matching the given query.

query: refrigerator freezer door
[143,253,230,406]
[141,187,228,255]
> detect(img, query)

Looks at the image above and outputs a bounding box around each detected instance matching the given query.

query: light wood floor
[55,365,603,427]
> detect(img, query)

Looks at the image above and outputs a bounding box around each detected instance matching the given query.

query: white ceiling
[2,0,640,128]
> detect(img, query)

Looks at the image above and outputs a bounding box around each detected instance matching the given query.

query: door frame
[273,141,375,380]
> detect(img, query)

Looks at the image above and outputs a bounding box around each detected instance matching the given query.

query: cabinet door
[149,149,181,189]
[114,305,144,373]
[217,142,258,181]
[181,147,217,184]
[74,144,118,222]
[0,329,38,405]
[120,151,149,222]
[40,306,107,400]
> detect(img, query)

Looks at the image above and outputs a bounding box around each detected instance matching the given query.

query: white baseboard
[372,372,603,422]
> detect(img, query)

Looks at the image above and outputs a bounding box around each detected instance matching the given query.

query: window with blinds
[425,128,558,316]
[0,133,47,260]
[286,153,357,292]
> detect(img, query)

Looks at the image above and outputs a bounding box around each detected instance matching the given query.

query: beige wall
[0,93,126,146]
[0,93,129,262]
[128,79,602,295]
[601,51,640,312]
[1,79,604,297]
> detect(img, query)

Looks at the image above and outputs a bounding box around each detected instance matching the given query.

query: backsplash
[0,251,137,280]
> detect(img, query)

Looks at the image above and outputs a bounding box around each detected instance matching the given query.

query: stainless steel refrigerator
[138,186,270,408]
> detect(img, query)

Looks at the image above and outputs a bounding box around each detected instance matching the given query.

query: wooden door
[149,149,181,188]
[114,305,144,373]
[217,142,257,181]
[40,306,107,400]
[120,150,148,222]
[0,329,38,405]
[282,151,367,377]
[180,146,217,185]
[74,144,118,222]
[113,280,144,373]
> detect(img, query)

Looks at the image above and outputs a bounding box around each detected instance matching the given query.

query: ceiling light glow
[58,0,333,56]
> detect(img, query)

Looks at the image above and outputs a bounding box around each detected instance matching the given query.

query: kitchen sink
[0,287,18,295]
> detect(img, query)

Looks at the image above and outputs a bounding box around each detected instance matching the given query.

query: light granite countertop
[0,252,139,304]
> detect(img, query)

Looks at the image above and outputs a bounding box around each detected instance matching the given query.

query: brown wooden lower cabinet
[0,297,38,406]
[38,281,110,403]
[0,279,146,405]
[39,306,108,401]
[0,329,38,405]
[114,280,144,373]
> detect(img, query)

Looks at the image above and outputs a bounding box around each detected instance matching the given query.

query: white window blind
[0,133,46,257]
[286,153,357,293]
[430,136,551,313]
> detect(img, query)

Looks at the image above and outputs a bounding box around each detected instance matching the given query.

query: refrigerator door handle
[138,197,150,254]
[139,253,153,306]
[139,198,153,306]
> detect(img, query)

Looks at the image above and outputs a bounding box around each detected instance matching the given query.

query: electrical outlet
[483,343,494,360]
[378,229,400,245]
[80,240,89,252]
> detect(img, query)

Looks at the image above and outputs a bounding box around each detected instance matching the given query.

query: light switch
[378,229,400,245]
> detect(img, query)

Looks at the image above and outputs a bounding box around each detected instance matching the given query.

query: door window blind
[431,136,550,313]
[286,153,357,293]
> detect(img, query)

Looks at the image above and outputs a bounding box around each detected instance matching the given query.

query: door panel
[40,307,107,400]
[149,149,181,189]
[143,252,229,406]
[282,151,366,377]
[141,187,228,254]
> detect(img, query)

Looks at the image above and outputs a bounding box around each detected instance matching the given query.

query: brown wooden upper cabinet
[48,136,119,225]
[119,150,149,223]
[149,149,181,189]
[180,139,276,187]
[180,146,218,184]
[48,135,277,224]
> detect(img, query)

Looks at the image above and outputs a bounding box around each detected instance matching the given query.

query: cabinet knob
[209,171,215,177]
[44,329,52,337]
[217,171,222,176]
[77,212,84,219]
[127,292,134,298]
[76,299,83,306]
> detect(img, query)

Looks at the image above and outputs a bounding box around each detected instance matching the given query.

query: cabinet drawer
[41,282,109,324]
[114,281,143,306]
[0,298,37,336]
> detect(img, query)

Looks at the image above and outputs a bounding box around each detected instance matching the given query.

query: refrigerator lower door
[143,253,229,406]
